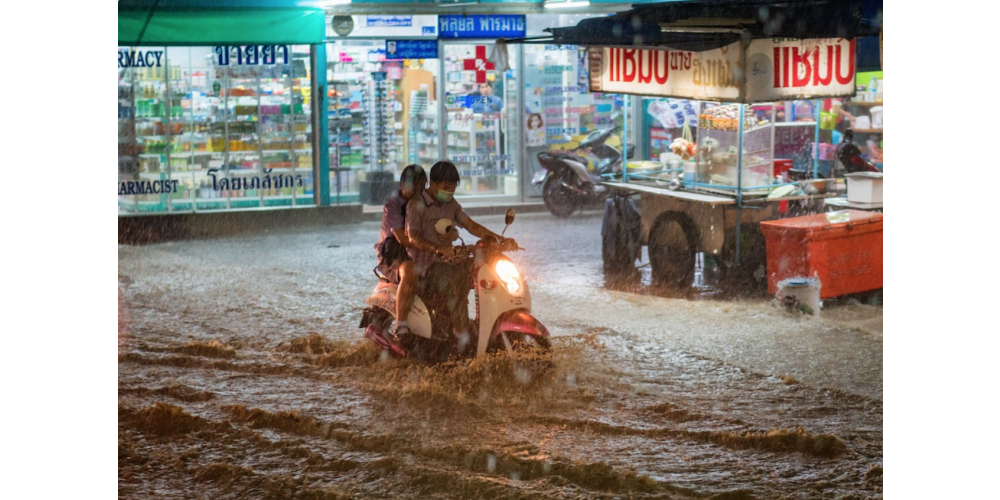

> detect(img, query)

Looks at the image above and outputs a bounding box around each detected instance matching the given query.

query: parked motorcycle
[532,125,635,218]
[359,210,550,362]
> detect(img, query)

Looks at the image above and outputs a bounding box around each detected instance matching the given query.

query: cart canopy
[532,0,882,72]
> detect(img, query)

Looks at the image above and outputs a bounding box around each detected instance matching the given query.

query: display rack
[119,47,312,214]
[326,46,408,203]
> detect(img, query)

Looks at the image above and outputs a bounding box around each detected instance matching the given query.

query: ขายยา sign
[589,38,856,103]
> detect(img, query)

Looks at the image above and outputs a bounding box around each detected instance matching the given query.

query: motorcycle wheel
[543,169,581,218]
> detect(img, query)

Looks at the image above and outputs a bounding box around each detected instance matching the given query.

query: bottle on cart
[866,75,878,102]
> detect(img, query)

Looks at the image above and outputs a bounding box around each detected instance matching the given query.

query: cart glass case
[695,103,775,194]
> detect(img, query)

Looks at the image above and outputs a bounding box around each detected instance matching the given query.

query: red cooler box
[759,210,883,298]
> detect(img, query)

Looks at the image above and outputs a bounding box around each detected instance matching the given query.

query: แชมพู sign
[589,38,856,103]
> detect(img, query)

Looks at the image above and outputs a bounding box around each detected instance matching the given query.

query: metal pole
[813,99,820,179]
[223,57,232,210]
[288,54,297,207]
[623,94,629,183]
[256,58,265,207]
[313,43,330,207]
[516,42,525,202]
[438,41,447,163]
[163,47,173,212]
[735,103,744,265]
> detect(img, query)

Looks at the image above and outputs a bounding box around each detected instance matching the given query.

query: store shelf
[852,128,883,134]
[847,101,883,107]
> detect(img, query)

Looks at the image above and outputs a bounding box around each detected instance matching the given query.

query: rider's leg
[395,260,417,334]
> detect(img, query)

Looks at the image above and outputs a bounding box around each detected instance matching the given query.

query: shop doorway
[442,41,520,203]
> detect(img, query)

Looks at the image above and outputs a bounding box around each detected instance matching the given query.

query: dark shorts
[378,253,411,285]
[417,260,473,335]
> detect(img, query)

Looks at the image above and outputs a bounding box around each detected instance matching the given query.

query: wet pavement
[119,211,883,499]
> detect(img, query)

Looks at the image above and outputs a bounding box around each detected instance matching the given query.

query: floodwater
[119,212,882,499]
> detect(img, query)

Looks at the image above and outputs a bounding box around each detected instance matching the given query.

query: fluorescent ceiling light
[544,0,590,9]
[660,26,744,34]
[439,0,481,7]
[318,0,351,6]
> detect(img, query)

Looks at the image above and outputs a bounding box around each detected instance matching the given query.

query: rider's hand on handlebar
[435,245,456,259]
[500,238,520,252]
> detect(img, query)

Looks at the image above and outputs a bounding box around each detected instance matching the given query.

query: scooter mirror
[505,209,515,226]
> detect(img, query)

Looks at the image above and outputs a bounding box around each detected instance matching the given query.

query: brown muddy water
[119,213,882,499]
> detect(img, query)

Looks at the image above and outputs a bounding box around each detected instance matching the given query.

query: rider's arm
[391,228,412,248]
[456,210,500,241]
[405,197,445,254]
[384,198,412,248]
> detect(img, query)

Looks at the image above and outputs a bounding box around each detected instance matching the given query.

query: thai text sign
[439,15,526,39]
[589,38,856,103]
[589,44,742,101]
[744,38,856,101]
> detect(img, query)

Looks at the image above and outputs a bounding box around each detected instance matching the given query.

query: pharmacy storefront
[118,6,629,214]
[118,6,329,215]
[325,13,628,205]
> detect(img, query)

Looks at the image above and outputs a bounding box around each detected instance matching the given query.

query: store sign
[331,15,436,37]
[589,44,742,101]
[589,38,856,103]
[438,15,526,39]
[385,40,438,60]
[207,169,305,191]
[744,38,856,101]
[463,46,495,83]
[213,46,290,66]
[367,16,412,27]
[454,164,514,173]
[118,49,163,68]
[118,180,180,196]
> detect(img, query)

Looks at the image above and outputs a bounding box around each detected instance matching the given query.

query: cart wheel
[720,224,768,294]
[601,196,641,277]
[648,212,696,290]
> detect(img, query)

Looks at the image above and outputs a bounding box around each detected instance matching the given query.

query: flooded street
[119,212,883,499]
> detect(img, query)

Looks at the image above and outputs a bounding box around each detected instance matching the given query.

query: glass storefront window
[118,45,313,214]
[443,42,519,199]
[327,40,439,204]
[522,44,626,197]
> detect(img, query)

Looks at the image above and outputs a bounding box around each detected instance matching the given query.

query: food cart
[592,37,866,291]
[527,0,883,292]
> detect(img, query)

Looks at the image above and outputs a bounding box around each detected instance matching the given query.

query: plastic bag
[488,38,511,73]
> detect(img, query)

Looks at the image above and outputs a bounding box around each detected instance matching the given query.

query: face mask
[435,190,454,203]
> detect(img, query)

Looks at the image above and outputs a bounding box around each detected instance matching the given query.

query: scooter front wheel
[490,331,551,355]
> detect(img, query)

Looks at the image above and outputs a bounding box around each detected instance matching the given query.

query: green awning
[119,6,326,46]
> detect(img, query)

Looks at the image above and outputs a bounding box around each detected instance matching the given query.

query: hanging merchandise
[489,38,511,73]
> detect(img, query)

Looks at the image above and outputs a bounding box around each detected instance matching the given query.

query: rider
[375,165,427,333]
[398,161,515,347]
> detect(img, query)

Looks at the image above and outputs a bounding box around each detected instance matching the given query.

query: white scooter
[359,209,550,361]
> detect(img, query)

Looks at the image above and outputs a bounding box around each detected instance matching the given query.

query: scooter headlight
[494,258,521,294]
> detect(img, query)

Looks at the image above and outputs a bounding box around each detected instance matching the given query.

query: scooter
[532,125,635,218]
[359,209,550,362]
